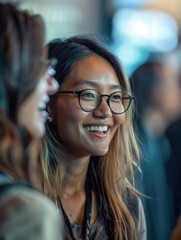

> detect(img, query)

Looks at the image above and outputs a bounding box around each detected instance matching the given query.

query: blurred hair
[40,35,140,239]
[131,50,181,118]
[0,2,45,184]
[130,61,161,117]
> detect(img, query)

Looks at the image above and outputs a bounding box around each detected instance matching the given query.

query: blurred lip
[38,95,50,121]
[38,95,50,110]
[39,109,48,120]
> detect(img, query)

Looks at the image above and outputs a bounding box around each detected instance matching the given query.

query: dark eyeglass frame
[57,89,135,114]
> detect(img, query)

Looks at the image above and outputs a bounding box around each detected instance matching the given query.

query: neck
[58,153,97,226]
[62,154,90,196]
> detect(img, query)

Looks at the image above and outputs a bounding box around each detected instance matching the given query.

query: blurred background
[19,0,181,75]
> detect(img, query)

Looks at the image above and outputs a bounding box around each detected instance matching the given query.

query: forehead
[62,54,121,89]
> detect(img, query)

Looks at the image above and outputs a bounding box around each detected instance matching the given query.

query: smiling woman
[0,2,62,240]
[40,36,147,240]
[17,60,58,138]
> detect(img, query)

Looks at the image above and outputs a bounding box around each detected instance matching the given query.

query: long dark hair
[48,36,128,89]
[0,2,45,184]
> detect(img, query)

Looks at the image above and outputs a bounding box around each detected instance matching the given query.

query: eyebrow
[74,80,124,90]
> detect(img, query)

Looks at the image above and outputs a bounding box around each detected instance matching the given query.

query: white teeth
[85,126,108,132]
[102,126,108,131]
[39,96,50,110]
[39,100,46,110]
[44,95,50,103]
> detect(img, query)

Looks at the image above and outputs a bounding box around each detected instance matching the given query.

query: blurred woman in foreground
[0,2,63,239]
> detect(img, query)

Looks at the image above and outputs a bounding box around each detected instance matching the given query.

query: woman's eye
[112,94,122,101]
[81,92,95,100]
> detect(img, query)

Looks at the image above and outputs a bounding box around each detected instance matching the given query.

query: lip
[39,109,48,120]
[38,95,50,109]
[86,130,108,138]
[43,95,50,104]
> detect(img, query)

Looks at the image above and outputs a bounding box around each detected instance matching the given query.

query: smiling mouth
[38,100,46,110]
[84,125,109,133]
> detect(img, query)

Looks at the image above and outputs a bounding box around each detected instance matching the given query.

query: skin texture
[52,54,125,158]
[18,68,59,139]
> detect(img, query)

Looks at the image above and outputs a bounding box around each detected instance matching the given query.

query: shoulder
[127,191,147,240]
[0,181,63,240]
[172,215,181,240]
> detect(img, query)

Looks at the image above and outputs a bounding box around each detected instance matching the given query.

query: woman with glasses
[40,36,146,240]
[0,3,63,239]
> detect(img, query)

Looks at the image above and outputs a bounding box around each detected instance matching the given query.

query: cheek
[36,76,47,93]
[19,94,37,119]
[53,100,85,137]
[115,114,125,127]
[111,114,125,139]
[18,96,38,135]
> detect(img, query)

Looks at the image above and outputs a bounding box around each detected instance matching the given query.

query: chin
[31,125,45,139]
[91,148,109,156]
[96,151,108,156]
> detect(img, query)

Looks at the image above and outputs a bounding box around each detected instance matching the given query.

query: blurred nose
[47,75,59,96]
[93,98,112,118]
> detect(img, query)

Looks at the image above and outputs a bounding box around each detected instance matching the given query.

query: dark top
[165,118,181,227]
[135,121,172,240]
[63,192,147,240]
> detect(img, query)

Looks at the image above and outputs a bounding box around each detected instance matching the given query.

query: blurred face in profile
[18,49,59,138]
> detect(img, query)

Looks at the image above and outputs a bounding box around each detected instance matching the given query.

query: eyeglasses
[57,89,134,114]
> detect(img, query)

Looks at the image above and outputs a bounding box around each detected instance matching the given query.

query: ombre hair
[0,2,45,185]
[40,36,140,239]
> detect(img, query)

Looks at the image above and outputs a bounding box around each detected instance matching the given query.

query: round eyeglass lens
[109,92,131,114]
[79,89,99,111]
[79,89,132,114]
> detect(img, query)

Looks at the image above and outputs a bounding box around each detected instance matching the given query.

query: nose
[47,74,59,96]
[93,97,112,118]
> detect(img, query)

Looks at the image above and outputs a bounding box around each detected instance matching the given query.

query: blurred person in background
[0,2,63,239]
[166,117,181,225]
[168,117,181,240]
[165,56,181,238]
[40,36,147,240]
[131,51,181,240]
